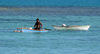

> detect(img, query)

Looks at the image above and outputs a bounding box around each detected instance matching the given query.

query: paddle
[23,25,51,30]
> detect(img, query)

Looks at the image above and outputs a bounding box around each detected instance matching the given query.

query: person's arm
[40,22,43,28]
[34,22,36,27]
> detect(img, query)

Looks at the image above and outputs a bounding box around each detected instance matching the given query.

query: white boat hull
[14,28,48,32]
[53,25,90,30]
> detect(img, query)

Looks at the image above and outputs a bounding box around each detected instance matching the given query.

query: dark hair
[36,18,39,20]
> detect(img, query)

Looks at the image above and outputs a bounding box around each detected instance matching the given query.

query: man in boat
[34,18,43,30]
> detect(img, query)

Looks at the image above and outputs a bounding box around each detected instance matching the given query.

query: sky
[0,0,100,7]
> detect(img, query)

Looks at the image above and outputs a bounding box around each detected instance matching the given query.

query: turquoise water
[0,0,100,7]
[0,7,100,54]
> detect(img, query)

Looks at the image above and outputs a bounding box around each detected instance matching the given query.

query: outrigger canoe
[14,27,48,32]
[53,25,90,30]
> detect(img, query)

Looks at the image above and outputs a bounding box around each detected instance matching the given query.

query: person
[34,18,43,30]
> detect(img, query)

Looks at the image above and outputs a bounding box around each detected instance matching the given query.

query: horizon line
[0,5,100,8]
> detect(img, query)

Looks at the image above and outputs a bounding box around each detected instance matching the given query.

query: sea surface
[0,7,100,54]
[0,0,100,7]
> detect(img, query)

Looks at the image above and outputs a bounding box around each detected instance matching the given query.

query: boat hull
[14,28,48,32]
[53,25,90,30]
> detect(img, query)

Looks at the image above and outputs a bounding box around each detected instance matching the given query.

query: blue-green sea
[0,7,100,54]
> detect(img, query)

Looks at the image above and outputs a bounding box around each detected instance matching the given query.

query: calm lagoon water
[0,7,100,54]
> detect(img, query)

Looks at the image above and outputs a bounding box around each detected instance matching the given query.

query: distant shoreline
[0,5,100,8]
[0,5,100,16]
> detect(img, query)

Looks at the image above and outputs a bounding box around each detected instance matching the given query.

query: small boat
[14,27,48,32]
[53,25,90,30]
